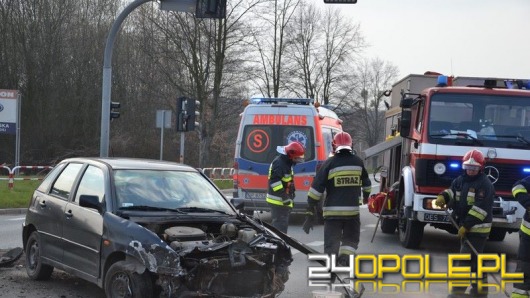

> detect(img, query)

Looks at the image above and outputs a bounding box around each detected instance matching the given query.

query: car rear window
[240,125,315,164]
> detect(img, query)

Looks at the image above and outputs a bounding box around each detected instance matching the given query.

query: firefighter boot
[469,275,488,297]
[447,286,468,298]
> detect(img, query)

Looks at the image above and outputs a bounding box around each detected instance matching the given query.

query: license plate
[244,192,266,200]
[423,213,449,222]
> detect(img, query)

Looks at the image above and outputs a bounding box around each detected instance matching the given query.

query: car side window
[50,163,83,200]
[74,165,105,204]
[36,163,66,193]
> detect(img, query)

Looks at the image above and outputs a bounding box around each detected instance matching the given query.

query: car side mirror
[79,195,103,214]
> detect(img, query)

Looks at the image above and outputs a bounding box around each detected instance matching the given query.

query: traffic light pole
[180,133,185,164]
[100,0,151,157]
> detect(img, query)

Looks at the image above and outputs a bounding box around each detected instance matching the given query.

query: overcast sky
[319,0,530,80]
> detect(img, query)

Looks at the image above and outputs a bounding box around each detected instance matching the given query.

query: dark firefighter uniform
[307,151,371,260]
[512,177,530,298]
[266,154,294,233]
[438,172,494,297]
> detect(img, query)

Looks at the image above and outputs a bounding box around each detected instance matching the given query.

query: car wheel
[397,196,424,249]
[380,218,398,234]
[104,261,153,298]
[25,231,54,280]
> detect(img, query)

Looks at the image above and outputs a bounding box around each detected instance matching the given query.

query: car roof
[60,157,198,172]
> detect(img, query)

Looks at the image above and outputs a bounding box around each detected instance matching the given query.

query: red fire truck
[364,73,530,248]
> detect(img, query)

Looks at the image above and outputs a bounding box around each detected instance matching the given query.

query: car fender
[103,213,182,276]
[401,166,414,207]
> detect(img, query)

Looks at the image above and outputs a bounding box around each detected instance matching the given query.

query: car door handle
[39,200,46,208]
[65,210,73,218]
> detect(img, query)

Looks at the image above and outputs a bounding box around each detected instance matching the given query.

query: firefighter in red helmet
[266,141,305,233]
[435,149,494,297]
[305,132,371,266]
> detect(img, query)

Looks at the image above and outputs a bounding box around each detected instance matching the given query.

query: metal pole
[160,113,165,160]
[180,133,185,163]
[15,92,21,168]
[100,0,152,157]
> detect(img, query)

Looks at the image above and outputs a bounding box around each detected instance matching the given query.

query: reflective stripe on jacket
[308,151,371,218]
[441,173,494,234]
[266,154,294,208]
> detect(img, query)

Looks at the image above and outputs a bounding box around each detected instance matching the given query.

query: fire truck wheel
[380,218,398,234]
[488,228,506,241]
[398,217,424,249]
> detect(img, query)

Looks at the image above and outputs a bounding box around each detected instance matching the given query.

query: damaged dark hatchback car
[22,158,292,297]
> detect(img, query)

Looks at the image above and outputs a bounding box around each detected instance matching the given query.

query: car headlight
[433,162,446,175]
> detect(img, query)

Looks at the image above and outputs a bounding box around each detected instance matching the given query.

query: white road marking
[7,217,24,221]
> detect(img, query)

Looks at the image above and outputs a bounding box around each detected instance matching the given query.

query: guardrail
[0,165,53,190]
[200,168,235,180]
[1,166,234,189]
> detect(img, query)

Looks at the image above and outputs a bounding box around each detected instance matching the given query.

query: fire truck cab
[365,74,530,248]
[232,98,343,215]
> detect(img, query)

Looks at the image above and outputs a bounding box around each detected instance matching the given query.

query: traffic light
[110,101,120,119]
[176,97,187,132]
[186,99,200,131]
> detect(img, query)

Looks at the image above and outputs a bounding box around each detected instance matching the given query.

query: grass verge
[0,179,233,209]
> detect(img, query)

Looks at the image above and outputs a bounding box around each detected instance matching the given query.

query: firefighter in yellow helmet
[305,132,371,266]
[266,141,305,233]
[435,149,494,298]
[511,176,530,298]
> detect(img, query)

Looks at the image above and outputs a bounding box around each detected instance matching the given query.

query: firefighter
[304,132,371,265]
[266,141,305,234]
[435,149,494,298]
[511,176,530,298]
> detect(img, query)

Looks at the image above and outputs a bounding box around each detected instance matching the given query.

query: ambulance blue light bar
[250,98,314,105]
[523,167,530,173]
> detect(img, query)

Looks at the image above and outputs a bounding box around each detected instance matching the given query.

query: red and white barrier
[0,165,54,190]
[199,168,234,180]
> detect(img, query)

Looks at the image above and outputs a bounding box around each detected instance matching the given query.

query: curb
[0,208,26,215]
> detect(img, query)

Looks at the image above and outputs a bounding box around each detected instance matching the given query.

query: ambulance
[232,98,343,215]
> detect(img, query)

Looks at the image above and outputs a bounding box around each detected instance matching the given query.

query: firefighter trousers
[512,231,530,298]
[450,232,488,297]
[323,216,360,263]
[269,204,291,234]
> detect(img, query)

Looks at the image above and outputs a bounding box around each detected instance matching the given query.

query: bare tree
[283,1,322,99]
[320,7,365,105]
[247,0,301,97]
[340,58,398,168]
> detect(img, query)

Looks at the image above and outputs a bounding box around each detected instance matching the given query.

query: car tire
[25,231,54,280]
[104,261,153,298]
[380,218,398,234]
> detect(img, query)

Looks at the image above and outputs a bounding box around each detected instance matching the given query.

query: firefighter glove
[302,213,314,234]
[434,195,446,207]
[281,192,293,205]
[457,226,468,239]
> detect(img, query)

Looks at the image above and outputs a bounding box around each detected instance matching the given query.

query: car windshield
[113,169,235,215]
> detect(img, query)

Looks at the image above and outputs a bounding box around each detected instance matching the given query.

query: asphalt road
[0,183,522,298]
[0,207,521,298]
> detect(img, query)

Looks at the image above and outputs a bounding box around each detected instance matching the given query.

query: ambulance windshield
[241,125,315,163]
